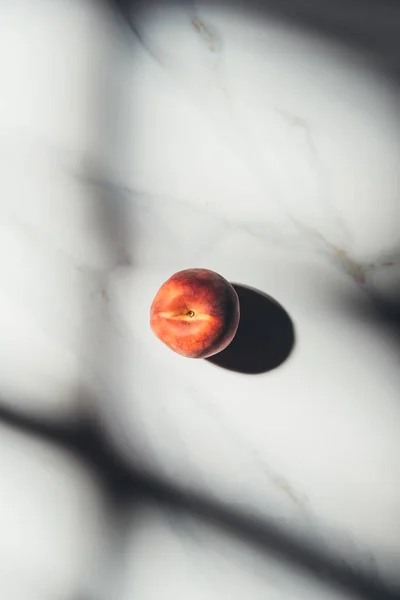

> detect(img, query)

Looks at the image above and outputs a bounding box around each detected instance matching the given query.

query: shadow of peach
[207,284,295,374]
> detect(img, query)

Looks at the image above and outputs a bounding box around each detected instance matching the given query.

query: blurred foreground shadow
[207,285,295,374]
[110,0,400,75]
[0,403,398,600]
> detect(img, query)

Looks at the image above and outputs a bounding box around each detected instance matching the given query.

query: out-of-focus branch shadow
[110,0,400,69]
[363,294,400,339]
[0,402,398,600]
[231,0,400,67]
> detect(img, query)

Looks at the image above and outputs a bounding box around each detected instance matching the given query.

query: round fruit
[150,268,240,358]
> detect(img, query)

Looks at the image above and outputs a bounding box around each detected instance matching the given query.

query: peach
[150,268,240,358]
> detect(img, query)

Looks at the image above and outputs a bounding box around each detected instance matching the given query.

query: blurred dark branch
[0,402,398,600]
[236,0,400,61]
[110,0,400,72]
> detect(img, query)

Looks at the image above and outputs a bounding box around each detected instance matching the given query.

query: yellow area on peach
[157,311,214,322]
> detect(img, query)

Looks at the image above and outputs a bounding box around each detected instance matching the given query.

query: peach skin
[150,268,240,358]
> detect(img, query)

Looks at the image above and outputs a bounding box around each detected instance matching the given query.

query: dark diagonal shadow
[0,402,398,600]
[207,284,295,374]
[110,0,400,70]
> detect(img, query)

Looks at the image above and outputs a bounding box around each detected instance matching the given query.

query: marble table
[0,1,400,599]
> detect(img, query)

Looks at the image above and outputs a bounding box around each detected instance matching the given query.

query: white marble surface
[1,0,400,598]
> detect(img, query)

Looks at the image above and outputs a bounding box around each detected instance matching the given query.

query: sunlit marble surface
[1,1,400,599]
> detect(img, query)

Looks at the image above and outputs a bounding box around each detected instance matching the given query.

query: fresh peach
[150,268,240,358]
